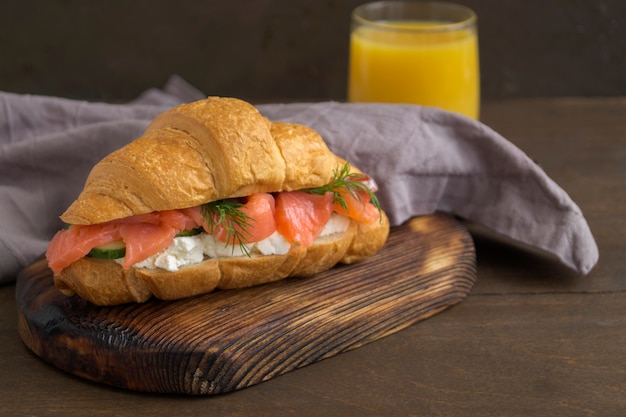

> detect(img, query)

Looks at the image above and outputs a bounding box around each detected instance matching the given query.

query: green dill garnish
[302,162,382,218]
[199,163,381,255]
[201,199,253,256]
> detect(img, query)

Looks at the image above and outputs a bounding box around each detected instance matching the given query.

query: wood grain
[15,213,476,395]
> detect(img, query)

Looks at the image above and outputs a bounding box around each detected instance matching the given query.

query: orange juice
[348,21,480,119]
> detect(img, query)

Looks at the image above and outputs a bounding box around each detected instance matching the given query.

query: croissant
[46,97,390,306]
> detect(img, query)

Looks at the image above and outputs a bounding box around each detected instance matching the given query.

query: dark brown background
[1,0,624,101]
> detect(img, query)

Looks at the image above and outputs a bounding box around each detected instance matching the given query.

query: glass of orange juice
[347,1,480,119]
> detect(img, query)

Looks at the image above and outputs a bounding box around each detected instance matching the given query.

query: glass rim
[352,1,477,33]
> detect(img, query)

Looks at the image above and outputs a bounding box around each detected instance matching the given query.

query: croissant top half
[61,97,339,225]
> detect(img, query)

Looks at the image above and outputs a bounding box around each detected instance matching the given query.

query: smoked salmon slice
[118,222,178,269]
[332,188,380,224]
[46,223,122,274]
[275,191,334,248]
[211,193,277,245]
[46,210,201,274]
[185,193,277,245]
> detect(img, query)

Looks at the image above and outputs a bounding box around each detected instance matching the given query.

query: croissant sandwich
[45,97,390,306]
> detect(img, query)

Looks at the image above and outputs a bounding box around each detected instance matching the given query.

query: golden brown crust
[341,211,390,264]
[53,216,389,306]
[290,221,358,277]
[61,97,339,225]
[270,122,336,191]
[61,128,218,224]
[134,261,222,301]
[53,257,152,305]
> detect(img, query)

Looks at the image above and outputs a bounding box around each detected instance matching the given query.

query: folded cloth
[0,76,598,283]
[259,102,599,276]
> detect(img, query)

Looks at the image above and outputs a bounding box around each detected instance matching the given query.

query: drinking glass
[347,1,480,119]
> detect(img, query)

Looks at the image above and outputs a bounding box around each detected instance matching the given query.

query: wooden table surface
[1,97,624,416]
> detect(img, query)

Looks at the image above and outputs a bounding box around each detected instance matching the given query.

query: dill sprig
[199,163,381,255]
[201,199,253,256]
[302,162,382,216]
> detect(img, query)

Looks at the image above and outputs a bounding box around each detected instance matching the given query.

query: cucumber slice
[88,241,126,259]
[176,227,204,237]
[85,228,203,260]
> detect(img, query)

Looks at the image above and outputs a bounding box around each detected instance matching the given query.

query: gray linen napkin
[0,77,598,283]
[259,102,599,276]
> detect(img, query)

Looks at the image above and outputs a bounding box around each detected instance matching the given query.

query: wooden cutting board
[16,213,476,395]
